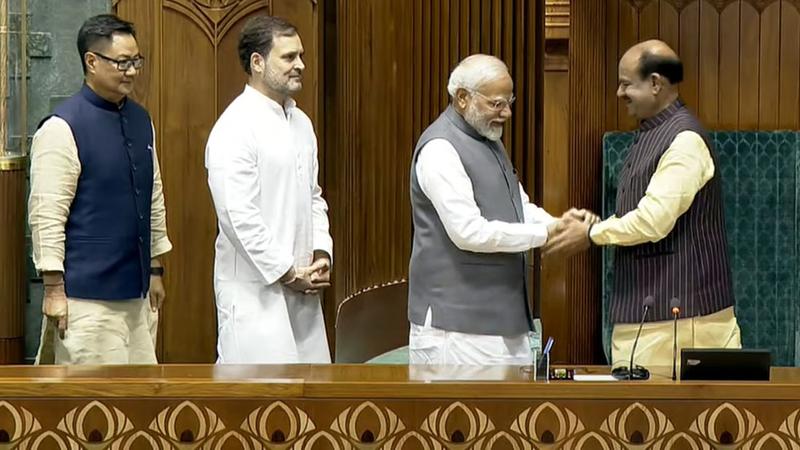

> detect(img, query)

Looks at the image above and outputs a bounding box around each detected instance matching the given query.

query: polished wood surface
[0,364,799,398]
[0,163,27,364]
[1,365,800,448]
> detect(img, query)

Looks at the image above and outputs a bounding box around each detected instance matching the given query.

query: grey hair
[447,54,509,98]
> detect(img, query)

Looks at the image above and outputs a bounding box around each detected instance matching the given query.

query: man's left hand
[149,275,166,311]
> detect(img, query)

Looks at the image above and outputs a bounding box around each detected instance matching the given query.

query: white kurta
[409,138,554,365]
[205,85,333,364]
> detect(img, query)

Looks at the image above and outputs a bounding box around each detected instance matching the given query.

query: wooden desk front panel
[2,398,800,449]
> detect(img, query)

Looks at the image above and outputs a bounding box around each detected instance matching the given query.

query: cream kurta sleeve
[590,130,714,246]
[28,117,80,273]
[149,125,172,258]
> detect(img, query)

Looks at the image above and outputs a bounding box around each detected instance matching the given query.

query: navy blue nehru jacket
[41,84,154,300]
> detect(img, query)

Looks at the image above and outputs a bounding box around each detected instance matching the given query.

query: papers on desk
[573,374,619,382]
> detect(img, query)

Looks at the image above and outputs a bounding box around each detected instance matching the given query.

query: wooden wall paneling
[719,1,741,128]
[779,1,800,129]
[618,0,640,130]
[606,0,620,131]
[740,2,761,129]
[659,1,681,70]
[698,1,720,126]
[679,1,700,114]
[540,69,569,362]
[639,0,661,40]
[272,0,321,127]
[568,0,607,364]
[159,5,220,363]
[470,0,481,53]
[759,1,781,128]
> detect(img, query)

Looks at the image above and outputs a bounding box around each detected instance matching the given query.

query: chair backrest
[334,280,409,363]
[602,130,800,366]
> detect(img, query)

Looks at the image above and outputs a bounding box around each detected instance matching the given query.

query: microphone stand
[628,304,650,380]
[670,299,681,381]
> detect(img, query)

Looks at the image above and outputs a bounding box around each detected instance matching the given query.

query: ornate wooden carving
[163,0,269,44]
[545,0,570,40]
[710,0,739,13]
[629,0,657,11]
[1,399,800,448]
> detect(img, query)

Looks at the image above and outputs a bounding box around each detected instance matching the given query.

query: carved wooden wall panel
[608,0,800,131]
[2,399,800,448]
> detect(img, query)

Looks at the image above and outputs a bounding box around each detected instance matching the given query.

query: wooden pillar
[0,156,26,364]
[0,0,26,364]
[566,0,607,363]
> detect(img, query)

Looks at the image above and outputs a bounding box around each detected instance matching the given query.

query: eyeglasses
[92,52,145,71]
[470,90,515,111]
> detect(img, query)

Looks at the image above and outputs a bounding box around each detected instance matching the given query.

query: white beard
[464,105,504,141]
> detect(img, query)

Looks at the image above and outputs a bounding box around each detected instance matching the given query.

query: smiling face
[616,50,661,120]
[458,72,514,141]
[254,33,305,100]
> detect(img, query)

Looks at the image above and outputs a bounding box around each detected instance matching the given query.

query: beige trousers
[611,306,741,370]
[35,297,158,365]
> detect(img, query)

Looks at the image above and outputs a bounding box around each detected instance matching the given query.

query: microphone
[628,295,654,379]
[670,297,681,381]
[613,295,654,380]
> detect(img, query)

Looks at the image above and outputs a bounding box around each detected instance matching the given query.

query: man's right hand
[43,282,68,339]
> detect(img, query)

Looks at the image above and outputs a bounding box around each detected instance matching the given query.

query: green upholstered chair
[602,131,800,366]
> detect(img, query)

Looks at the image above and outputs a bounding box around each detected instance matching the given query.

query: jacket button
[139,214,144,220]
[135,189,140,195]
[138,237,144,243]
[132,165,137,171]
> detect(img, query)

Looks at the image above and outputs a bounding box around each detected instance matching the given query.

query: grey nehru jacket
[408,105,535,336]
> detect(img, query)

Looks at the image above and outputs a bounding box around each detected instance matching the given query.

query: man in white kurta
[205,16,333,364]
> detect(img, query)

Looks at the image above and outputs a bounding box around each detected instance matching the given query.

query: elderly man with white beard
[407,54,594,365]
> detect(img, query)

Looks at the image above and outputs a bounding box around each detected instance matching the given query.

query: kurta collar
[80,84,126,111]
[243,84,296,115]
[639,98,685,131]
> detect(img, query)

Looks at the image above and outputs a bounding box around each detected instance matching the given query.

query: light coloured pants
[35,297,158,365]
[409,308,539,365]
[611,306,741,370]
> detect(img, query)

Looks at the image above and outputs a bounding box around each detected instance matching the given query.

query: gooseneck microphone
[628,295,655,379]
[670,297,681,381]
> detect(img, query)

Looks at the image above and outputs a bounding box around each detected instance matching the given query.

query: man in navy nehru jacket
[28,14,172,364]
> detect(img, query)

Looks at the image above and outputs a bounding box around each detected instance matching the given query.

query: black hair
[638,51,683,84]
[77,14,136,74]
[238,15,298,75]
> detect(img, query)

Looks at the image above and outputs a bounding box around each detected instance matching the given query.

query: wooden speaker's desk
[0,364,798,448]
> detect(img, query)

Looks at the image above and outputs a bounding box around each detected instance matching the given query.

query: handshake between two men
[543,208,602,258]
